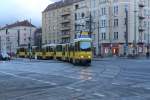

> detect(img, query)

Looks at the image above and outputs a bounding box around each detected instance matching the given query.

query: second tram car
[42,44,55,59]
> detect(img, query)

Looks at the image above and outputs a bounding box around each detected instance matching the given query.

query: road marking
[75,88,82,92]
[145,87,150,90]
[66,86,75,90]
[93,93,105,97]
[112,82,120,86]
[66,86,82,92]
[0,71,57,86]
[13,89,49,99]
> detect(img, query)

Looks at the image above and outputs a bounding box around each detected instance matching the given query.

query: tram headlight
[88,56,91,59]
[81,56,84,58]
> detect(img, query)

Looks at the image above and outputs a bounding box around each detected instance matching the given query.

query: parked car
[0,52,11,60]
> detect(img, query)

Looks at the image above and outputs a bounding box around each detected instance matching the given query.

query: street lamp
[133,0,138,56]
[124,7,129,56]
[146,19,150,58]
[29,19,32,61]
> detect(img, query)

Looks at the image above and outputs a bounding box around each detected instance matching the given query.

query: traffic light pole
[125,8,129,56]
[29,19,32,61]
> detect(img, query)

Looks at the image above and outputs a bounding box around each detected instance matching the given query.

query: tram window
[80,41,91,51]
[75,42,80,51]
[75,42,79,51]
[56,45,62,52]
[69,44,73,52]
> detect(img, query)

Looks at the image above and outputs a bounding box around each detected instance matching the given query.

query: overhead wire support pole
[89,12,92,38]
[125,7,129,56]
[134,0,137,56]
[97,20,101,56]
[29,19,32,61]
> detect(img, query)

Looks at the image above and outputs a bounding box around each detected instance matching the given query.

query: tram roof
[17,45,28,49]
[74,38,92,42]
[32,46,38,48]
[42,44,56,48]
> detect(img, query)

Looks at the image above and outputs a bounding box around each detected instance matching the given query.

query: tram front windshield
[80,41,91,51]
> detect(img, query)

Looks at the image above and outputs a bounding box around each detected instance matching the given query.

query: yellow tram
[55,44,63,60]
[42,44,55,59]
[17,47,27,58]
[70,38,92,65]
[34,47,42,59]
[17,37,92,65]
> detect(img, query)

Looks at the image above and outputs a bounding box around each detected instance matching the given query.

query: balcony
[61,19,71,24]
[139,13,145,20]
[139,26,145,32]
[61,26,71,31]
[62,34,70,38]
[139,0,145,7]
[61,11,71,16]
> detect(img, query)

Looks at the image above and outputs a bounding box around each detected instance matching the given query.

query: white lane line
[93,93,105,97]
[145,87,150,90]
[66,86,75,90]
[65,86,82,92]
[75,88,82,92]
[112,82,120,86]
[0,71,57,86]
[51,74,81,80]
[13,89,49,99]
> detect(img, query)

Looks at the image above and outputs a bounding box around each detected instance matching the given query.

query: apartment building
[90,0,148,56]
[42,0,84,45]
[42,0,149,56]
[0,20,36,54]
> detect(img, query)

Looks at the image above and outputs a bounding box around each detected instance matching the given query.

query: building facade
[104,0,149,56]
[42,0,150,56]
[42,0,84,45]
[0,20,36,54]
[88,0,149,56]
[34,28,42,48]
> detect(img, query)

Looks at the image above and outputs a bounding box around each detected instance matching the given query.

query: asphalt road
[0,58,150,100]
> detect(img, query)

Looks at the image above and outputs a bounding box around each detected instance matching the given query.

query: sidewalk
[93,55,150,61]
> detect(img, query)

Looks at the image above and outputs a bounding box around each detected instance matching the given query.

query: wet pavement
[0,58,150,100]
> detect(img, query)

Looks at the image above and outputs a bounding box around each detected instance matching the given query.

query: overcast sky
[0,0,60,27]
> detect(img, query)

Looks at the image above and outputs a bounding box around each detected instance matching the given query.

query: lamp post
[148,22,150,51]
[29,19,32,61]
[147,20,150,58]
[125,7,129,56]
[133,0,137,56]
[97,20,101,56]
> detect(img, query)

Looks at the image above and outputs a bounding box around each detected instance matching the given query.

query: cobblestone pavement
[0,58,150,100]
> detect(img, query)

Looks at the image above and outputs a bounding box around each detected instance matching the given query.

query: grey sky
[0,0,61,27]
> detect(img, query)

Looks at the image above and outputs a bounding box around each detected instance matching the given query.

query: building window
[114,5,118,15]
[102,32,106,40]
[75,13,77,20]
[114,19,119,27]
[75,4,79,10]
[114,32,118,40]
[144,33,147,40]
[81,12,85,18]
[101,7,106,15]
[101,20,106,27]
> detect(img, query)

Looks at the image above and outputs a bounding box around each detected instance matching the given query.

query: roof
[74,38,92,42]
[42,44,56,48]
[43,0,84,13]
[0,20,36,30]
[34,28,42,33]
